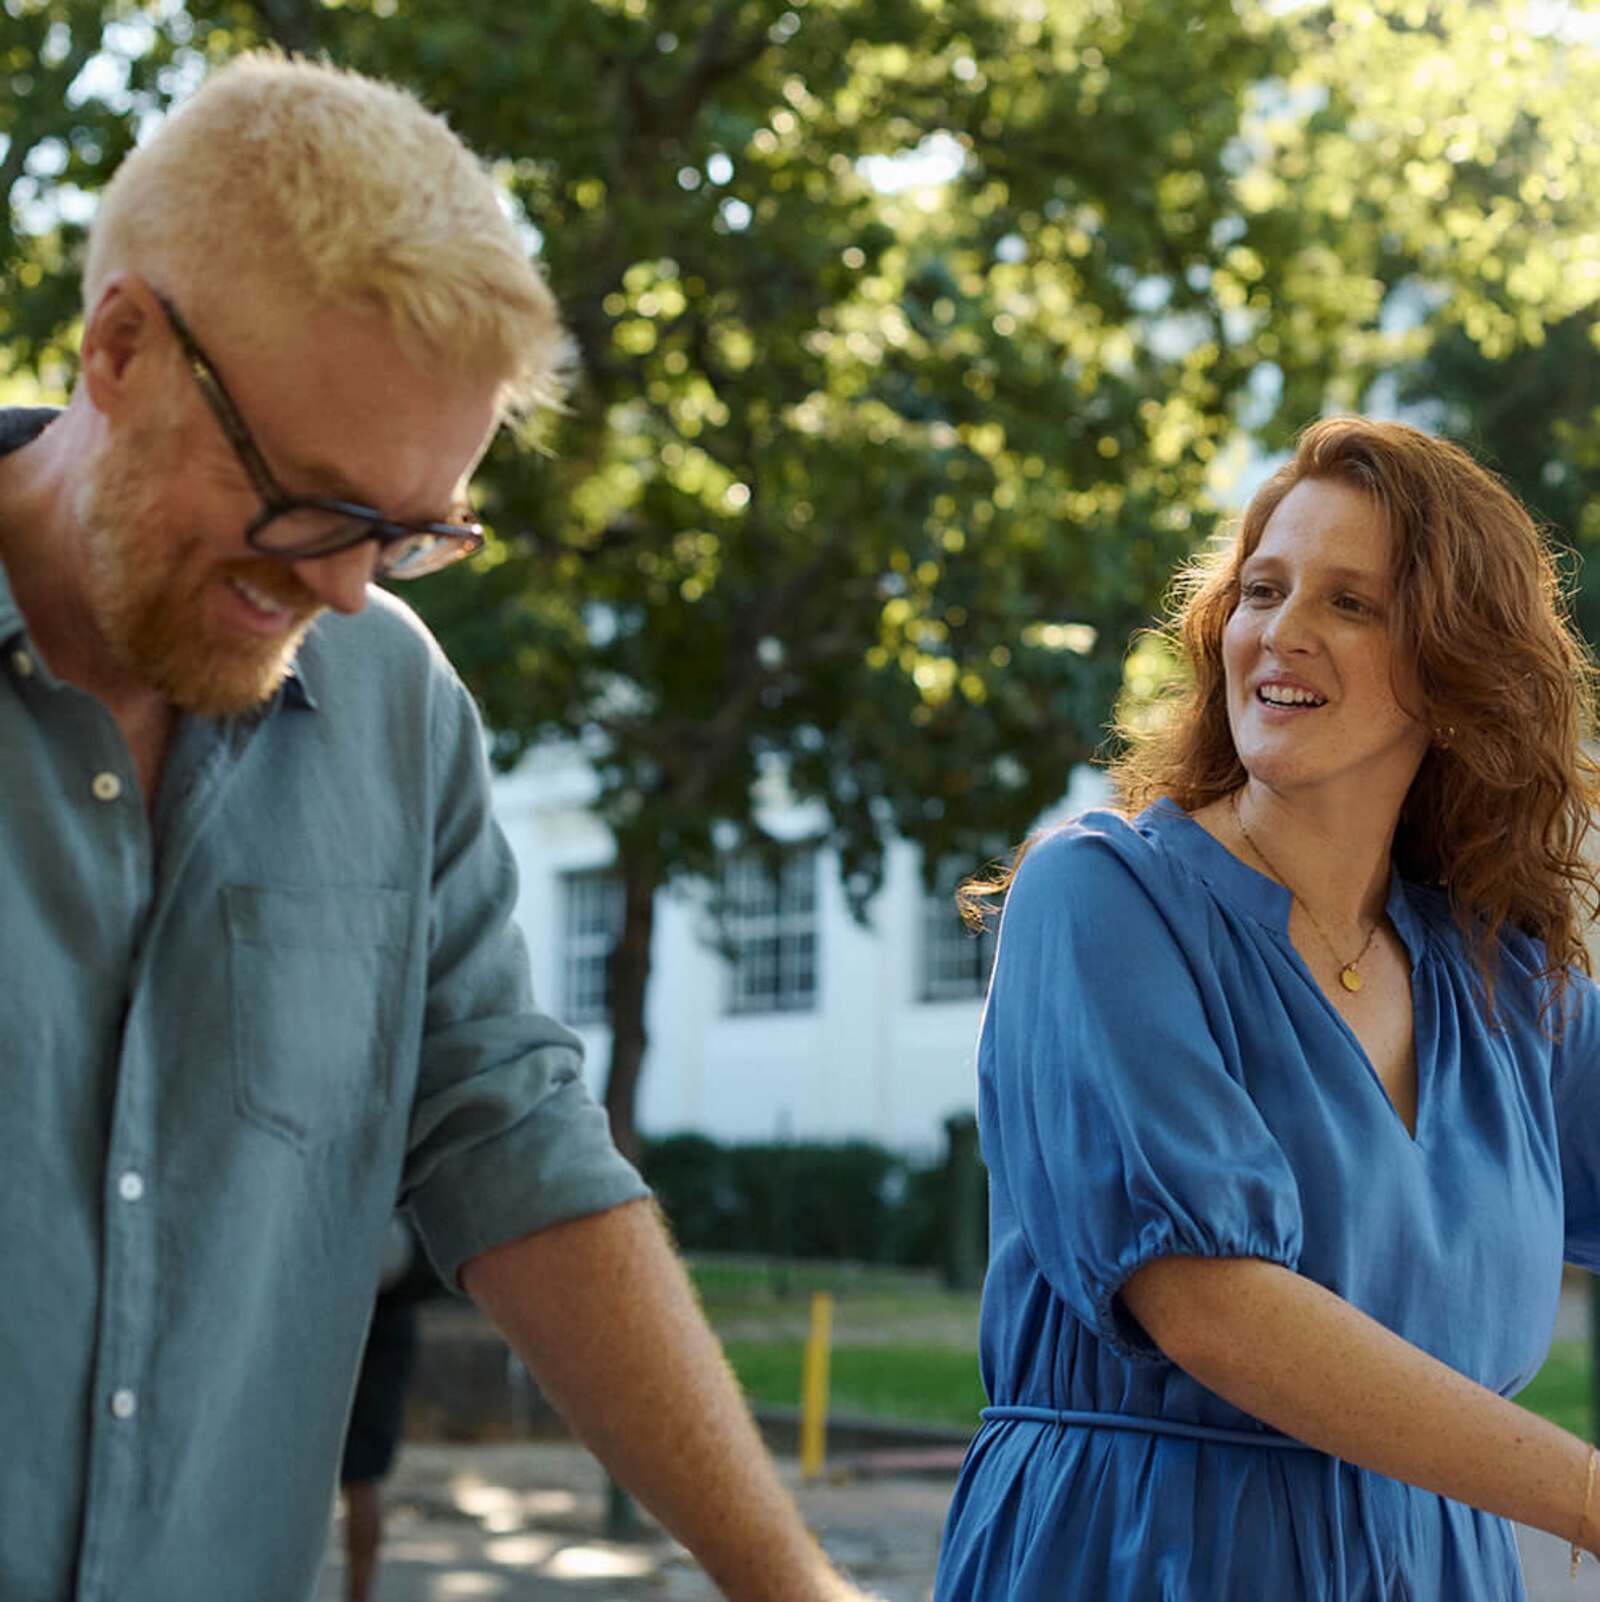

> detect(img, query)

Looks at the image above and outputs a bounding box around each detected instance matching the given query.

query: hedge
[639,1126,984,1270]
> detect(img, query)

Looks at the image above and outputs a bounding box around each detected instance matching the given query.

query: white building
[493,748,1109,1158]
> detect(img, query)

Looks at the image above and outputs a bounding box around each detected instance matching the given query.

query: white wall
[492,748,1109,1156]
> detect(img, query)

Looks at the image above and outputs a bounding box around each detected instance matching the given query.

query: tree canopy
[8,0,1600,1147]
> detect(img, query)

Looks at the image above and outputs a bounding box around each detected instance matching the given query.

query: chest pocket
[225,884,414,1149]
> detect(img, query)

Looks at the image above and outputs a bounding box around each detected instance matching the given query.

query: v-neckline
[1142,802,1428,1143]
[1298,947,1422,1141]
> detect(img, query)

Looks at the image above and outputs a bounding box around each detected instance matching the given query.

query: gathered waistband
[980,1405,1319,1451]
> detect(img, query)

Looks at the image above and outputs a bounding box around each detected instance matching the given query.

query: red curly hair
[974,417,1600,1009]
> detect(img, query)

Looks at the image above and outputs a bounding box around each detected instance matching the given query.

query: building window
[562,868,623,1025]
[723,847,819,1015]
[919,868,998,1002]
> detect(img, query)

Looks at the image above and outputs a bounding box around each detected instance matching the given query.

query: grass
[690,1257,985,1429]
[690,1257,959,1314]
[1519,1340,1592,1439]
[721,1339,987,1430]
[690,1257,941,1296]
[719,1335,1600,1439]
[693,1260,1600,1441]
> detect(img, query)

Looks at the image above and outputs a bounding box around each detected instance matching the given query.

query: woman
[933,416,1600,1600]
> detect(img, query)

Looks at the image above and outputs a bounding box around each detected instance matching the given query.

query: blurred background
[8,1,1600,1587]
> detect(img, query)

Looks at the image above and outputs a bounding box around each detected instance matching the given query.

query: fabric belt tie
[980,1405,1319,1451]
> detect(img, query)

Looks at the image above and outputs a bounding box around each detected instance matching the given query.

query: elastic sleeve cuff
[1096,1234,1304,1363]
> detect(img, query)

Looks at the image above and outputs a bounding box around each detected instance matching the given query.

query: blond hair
[84,52,565,413]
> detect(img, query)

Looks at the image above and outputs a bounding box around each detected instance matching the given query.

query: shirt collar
[0,407,56,651]
[259,643,318,714]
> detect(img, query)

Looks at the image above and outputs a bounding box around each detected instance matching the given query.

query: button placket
[60,702,163,1595]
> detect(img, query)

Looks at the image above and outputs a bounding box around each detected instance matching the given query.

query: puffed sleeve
[979,822,1304,1360]
[1551,970,1600,1270]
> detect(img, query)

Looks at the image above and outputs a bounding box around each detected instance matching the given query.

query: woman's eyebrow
[1241,556,1387,588]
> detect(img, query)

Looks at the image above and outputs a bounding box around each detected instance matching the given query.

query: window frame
[560,866,624,1026]
[917,862,998,1004]
[720,845,820,1017]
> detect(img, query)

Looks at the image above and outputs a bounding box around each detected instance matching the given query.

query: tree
[1258,1,1600,646]
[314,0,1312,1156]
[11,0,1600,1154]
[1393,319,1600,644]
[0,1,173,383]
[1220,2,1600,400]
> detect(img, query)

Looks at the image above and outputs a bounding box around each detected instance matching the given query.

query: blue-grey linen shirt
[0,408,649,1601]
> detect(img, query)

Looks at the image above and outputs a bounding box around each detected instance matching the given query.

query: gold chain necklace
[1230,792,1380,994]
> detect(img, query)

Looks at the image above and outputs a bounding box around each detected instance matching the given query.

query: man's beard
[77,425,323,718]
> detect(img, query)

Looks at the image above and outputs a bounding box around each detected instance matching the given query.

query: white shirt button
[118,1171,145,1203]
[10,648,33,678]
[91,772,123,803]
[110,1389,138,1420]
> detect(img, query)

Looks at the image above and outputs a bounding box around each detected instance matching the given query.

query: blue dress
[933,803,1600,1601]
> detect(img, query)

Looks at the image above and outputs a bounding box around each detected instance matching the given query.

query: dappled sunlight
[449,1474,581,1530]
[544,1542,660,1579]
[479,1533,562,1567]
[427,1576,509,1599]
[522,1489,585,1520]
[450,1478,522,1522]
[319,1435,952,1599]
[319,1469,679,1598]
[388,1536,471,1564]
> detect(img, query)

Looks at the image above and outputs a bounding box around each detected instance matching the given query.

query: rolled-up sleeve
[403,676,648,1287]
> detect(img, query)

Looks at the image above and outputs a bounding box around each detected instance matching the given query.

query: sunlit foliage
[7,0,1600,1143]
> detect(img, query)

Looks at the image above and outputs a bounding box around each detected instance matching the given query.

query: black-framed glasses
[153,292,486,580]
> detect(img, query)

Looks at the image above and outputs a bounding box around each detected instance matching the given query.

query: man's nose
[289,541,380,616]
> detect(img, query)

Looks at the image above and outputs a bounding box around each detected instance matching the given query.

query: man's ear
[80,276,163,417]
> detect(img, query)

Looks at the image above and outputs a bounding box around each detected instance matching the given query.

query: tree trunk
[603,847,660,1165]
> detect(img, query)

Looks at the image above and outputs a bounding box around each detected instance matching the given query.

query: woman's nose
[1260,592,1315,654]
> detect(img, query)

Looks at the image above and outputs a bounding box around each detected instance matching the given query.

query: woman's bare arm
[1121,1254,1595,1550]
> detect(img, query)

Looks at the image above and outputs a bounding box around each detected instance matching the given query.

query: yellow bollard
[799,1291,834,1482]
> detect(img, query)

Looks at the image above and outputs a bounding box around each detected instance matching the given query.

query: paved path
[322,1283,1600,1599]
[319,1441,948,1601]
[318,1440,1600,1602]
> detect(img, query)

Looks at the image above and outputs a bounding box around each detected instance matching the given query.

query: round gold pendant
[1340,966,1363,993]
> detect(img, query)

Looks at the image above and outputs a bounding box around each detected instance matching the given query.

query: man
[0,54,870,1602]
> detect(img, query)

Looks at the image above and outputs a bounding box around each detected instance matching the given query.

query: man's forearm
[462,1198,868,1602]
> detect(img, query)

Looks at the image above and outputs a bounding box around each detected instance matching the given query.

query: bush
[640,1128,983,1270]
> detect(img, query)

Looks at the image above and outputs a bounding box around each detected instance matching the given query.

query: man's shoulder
[300,586,454,683]
[290,588,476,748]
